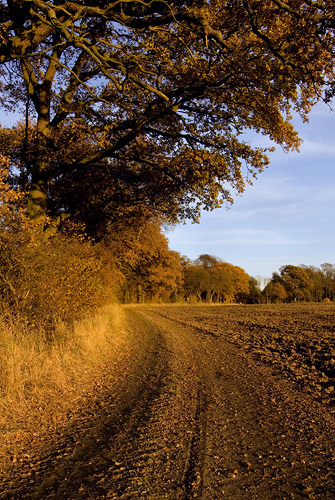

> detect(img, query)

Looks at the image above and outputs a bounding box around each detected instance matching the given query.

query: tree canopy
[105,220,183,303]
[1,0,335,232]
[184,254,249,303]
[263,263,335,303]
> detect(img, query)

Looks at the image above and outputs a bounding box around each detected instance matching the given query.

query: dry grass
[0,304,128,472]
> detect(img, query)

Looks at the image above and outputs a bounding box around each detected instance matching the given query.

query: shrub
[0,157,121,328]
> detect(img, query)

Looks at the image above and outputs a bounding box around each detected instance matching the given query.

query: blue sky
[167,102,335,279]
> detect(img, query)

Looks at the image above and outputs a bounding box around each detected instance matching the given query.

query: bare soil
[1,304,335,499]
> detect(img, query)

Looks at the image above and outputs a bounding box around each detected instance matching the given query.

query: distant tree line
[263,264,335,304]
[169,259,335,305]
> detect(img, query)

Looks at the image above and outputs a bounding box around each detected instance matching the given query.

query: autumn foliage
[3,2,335,480]
[110,221,183,303]
[183,254,250,303]
[1,1,335,321]
[0,161,183,322]
[2,0,335,233]
[264,264,335,304]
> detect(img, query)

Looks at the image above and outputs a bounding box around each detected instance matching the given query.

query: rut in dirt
[2,304,335,500]
[177,380,207,500]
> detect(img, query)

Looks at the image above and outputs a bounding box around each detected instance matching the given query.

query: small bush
[0,230,117,328]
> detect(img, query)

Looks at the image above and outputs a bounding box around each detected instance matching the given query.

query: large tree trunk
[26,111,52,225]
[26,174,48,221]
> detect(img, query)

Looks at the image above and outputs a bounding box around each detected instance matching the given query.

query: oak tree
[215,262,250,303]
[301,264,324,302]
[183,255,249,303]
[264,265,315,303]
[262,280,288,303]
[279,265,315,301]
[248,276,262,304]
[1,0,335,231]
[106,220,183,303]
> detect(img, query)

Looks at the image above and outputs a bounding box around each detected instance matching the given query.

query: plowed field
[156,303,335,410]
[1,304,335,499]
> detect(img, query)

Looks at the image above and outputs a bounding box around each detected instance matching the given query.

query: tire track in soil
[152,310,220,340]
[177,381,207,500]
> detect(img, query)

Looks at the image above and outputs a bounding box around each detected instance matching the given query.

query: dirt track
[1,305,335,499]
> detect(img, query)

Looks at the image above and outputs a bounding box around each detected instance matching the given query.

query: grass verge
[0,304,127,473]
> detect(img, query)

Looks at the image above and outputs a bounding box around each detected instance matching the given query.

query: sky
[1,102,335,281]
[166,102,335,280]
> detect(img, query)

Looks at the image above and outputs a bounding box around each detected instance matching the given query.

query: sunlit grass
[0,304,127,471]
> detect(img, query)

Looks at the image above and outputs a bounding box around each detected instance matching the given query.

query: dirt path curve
[2,306,335,499]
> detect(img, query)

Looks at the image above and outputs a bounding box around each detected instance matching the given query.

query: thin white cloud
[168,226,330,248]
[299,139,335,156]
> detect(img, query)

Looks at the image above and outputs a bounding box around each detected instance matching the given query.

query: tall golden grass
[0,304,127,472]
